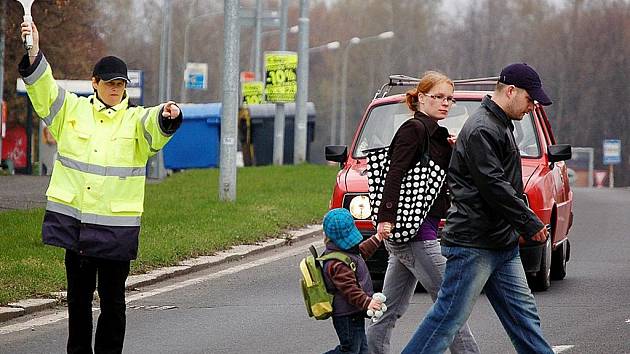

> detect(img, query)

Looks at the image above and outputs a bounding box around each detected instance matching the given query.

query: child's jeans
[324,313,368,354]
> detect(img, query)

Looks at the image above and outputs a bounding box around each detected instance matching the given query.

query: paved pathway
[0,175,49,212]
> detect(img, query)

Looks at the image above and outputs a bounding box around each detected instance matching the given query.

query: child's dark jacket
[322,235,381,316]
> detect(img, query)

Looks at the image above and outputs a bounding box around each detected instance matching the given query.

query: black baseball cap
[92,56,130,83]
[498,63,551,106]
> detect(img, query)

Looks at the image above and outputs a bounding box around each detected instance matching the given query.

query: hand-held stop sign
[15,0,35,50]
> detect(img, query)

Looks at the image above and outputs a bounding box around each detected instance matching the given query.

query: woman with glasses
[366,71,479,354]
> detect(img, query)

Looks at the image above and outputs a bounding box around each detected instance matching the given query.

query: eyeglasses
[423,93,456,105]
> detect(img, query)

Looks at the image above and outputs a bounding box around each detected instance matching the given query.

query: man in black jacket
[402,63,555,354]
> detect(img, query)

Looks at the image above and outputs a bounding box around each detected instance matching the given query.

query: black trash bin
[241,103,316,165]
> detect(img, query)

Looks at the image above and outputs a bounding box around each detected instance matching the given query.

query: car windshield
[353,100,540,159]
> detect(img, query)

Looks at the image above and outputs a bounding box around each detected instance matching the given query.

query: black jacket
[377,112,452,224]
[442,96,544,249]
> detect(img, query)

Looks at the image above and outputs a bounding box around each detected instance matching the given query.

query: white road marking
[553,345,575,353]
[0,241,318,335]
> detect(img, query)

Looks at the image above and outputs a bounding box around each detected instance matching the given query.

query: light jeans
[366,240,480,354]
[402,245,554,354]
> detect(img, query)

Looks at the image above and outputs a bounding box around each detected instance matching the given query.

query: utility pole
[339,37,358,146]
[165,1,173,101]
[273,0,288,165]
[294,0,309,164]
[219,0,240,201]
[150,0,172,180]
[159,0,171,103]
[330,53,339,145]
[254,0,263,81]
[339,31,394,145]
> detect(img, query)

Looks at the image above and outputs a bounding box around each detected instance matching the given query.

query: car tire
[550,240,568,280]
[531,236,552,291]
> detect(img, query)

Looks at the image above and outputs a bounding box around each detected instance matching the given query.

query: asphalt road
[1,187,629,353]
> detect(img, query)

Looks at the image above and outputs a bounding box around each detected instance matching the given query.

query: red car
[326,75,573,291]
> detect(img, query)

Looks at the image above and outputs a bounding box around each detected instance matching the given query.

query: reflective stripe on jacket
[19,53,180,260]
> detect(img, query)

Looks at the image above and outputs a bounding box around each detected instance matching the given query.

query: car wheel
[531,236,552,291]
[551,240,568,280]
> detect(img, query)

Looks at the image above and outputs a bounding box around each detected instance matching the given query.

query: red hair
[405,71,454,111]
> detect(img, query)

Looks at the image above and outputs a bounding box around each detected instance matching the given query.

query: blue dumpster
[163,103,221,169]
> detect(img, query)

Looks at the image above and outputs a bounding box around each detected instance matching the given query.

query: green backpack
[299,245,357,320]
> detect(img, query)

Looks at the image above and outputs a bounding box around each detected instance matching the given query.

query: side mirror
[325,145,348,165]
[548,144,572,163]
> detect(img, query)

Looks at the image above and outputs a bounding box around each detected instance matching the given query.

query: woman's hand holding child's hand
[377,222,392,241]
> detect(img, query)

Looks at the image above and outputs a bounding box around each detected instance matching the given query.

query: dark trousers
[324,313,368,354]
[65,250,130,354]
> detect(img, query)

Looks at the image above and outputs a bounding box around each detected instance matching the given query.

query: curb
[0,225,323,323]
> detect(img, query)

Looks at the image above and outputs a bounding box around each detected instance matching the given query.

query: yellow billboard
[242,81,264,105]
[264,51,298,103]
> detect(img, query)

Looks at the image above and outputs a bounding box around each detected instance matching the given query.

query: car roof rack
[373,75,500,100]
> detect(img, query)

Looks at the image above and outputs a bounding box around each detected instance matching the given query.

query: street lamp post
[272,0,289,166]
[181,11,223,103]
[309,41,340,53]
[304,41,342,146]
[254,25,298,79]
[219,0,240,201]
[339,31,394,145]
[254,0,264,81]
[294,0,310,164]
[149,0,173,180]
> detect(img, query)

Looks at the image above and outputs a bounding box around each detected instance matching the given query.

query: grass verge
[0,164,338,305]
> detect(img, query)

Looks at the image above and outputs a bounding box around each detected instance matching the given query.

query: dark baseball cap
[92,56,130,83]
[498,63,551,106]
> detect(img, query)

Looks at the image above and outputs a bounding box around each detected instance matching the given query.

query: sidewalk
[0,224,323,322]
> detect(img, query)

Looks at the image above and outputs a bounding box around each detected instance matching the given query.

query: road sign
[264,51,297,103]
[240,71,256,82]
[127,70,144,104]
[127,70,143,88]
[239,9,280,28]
[185,63,208,90]
[603,139,621,165]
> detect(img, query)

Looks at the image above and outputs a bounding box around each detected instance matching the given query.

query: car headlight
[348,195,371,220]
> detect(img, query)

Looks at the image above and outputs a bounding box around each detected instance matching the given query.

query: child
[322,208,388,354]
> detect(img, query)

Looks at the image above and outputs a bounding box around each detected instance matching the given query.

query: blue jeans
[367,240,479,354]
[402,245,553,354]
[325,313,368,354]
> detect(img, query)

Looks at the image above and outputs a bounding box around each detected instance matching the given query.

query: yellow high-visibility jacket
[19,53,181,260]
